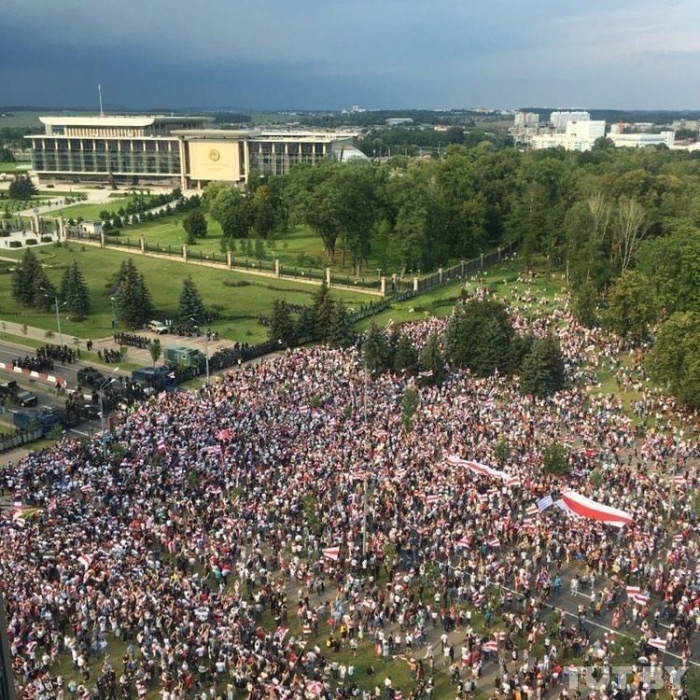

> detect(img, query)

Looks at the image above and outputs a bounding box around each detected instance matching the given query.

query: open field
[0,245,373,343]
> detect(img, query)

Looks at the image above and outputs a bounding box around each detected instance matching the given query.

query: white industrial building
[530,120,606,152]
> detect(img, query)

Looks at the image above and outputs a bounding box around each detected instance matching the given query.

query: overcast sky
[4,0,699,111]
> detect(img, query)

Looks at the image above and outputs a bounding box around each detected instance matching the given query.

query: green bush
[25,238,37,245]
[0,231,9,237]
[41,236,52,242]
[8,241,21,248]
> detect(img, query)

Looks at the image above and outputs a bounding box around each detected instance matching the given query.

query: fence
[67,229,518,300]
[0,427,43,453]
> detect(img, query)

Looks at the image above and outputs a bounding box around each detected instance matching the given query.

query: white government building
[25,115,366,188]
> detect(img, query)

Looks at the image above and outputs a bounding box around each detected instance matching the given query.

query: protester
[1,287,697,700]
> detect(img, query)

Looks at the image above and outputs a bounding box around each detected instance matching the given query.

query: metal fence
[0,428,43,453]
[67,229,518,300]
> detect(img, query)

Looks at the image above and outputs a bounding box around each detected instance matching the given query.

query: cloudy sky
[4,0,699,111]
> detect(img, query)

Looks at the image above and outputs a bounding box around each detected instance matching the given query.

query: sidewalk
[0,319,234,374]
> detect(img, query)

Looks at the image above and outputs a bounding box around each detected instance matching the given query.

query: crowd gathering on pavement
[0,281,698,700]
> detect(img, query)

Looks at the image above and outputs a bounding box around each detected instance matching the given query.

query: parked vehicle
[148,320,169,334]
[0,380,38,407]
[77,367,106,388]
[13,408,61,437]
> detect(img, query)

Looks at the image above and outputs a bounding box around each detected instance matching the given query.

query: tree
[646,312,700,408]
[571,281,600,329]
[519,334,567,398]
[177,276,207,323]
[59,262,91,317]
[183,209,208,243]
[268,300,297,348]
[363,322,389,376]
[149,338,162,367]
[393,334,419,375]
[113,259,153,329]
[418,333,445,385]
[11,248,55,309]
[604,270,657,343]
[401,388,419,432]
[8,174,37,200]
[543,442,570,476]
[612,197,648,274]
[207,186,255,248]
[445,299,514,377]
[328,303,355,349]
[0,148,15,163]
[312,280,334,342]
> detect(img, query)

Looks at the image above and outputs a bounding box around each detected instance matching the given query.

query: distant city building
[609,131,675,148]
[530,120,605,151]
[550,111,590,132]
[385,118,414,126]
[26,115,358,189]
[514,112,540,128]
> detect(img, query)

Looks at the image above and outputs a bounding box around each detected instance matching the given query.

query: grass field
[0,244,373,343]
[44,196,154,223]
[0,162,20,173]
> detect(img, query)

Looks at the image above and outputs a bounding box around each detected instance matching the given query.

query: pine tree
[11,248,56,310]
[296,306,318,343]
[418,333,445,385]
[328,303,355,348]
[363,322,389,376]
[60,262,91,317]
[177,276,207,323]
[269,299,297,348]
[312,280,334,341]
[114,259,153,328]
[519,334,567,398]
[393,334,419,375]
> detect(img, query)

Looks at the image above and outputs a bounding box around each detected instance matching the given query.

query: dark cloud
[2,0,699,110]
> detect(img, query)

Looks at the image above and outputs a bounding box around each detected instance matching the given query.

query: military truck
[132,366,179,393]
[13,408,61,437]
[163,345,206,379]
[0,380,38,407]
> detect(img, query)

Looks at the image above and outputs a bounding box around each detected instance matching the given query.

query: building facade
[26,116,358,188]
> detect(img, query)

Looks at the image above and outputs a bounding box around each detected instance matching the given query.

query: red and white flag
[488,537,500,548]
[322,547,340,561]
[482,641,498,653]
[648,637,667,651]
[456,538,471,548]
[424,494,441,505]
[273,626,289,642]
[626,586,650,605]
[526,505,538,516]
[78,554,93,570]
[207,445,222,457]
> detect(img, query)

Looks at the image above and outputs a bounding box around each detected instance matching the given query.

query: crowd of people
[0,283,698,700]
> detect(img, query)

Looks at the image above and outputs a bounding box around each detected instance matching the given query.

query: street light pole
[53,296,63,347]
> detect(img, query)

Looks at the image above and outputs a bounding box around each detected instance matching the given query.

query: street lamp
[41,288,64,347]
[110,296,117,329]
[191,317,210,384]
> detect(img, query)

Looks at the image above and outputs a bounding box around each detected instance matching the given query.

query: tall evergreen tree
[519,334,566,398]
[393,334,419,375]
[445,298,515,377]
[328,303,355,348]
[177,276,207,323]
[59,261,91,317]
[418,333,446,385]
[269,299,297,348]
[113,259,153,329]
[11,248,55,309]
[312,280,334,342]
[363,322,389,376]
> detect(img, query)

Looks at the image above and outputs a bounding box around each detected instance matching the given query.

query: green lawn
[0,162,20,173]
[44,195,155,223]
[0,244,373,343]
